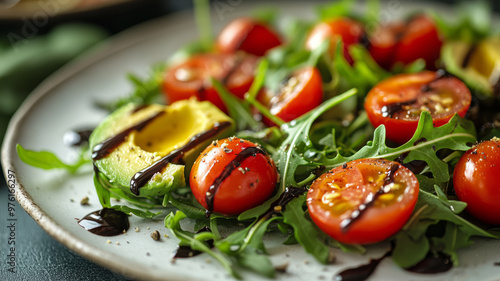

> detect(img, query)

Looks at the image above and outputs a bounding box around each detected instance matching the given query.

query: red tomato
[364,71,471,144]
[453,138,500,225]
[216,17,282,56]
[305,18,365,64]
[307,158,419,245]
[264,66,323,125]
[369,15,443,69]
[190,137,278,216]
[162,53,258,112]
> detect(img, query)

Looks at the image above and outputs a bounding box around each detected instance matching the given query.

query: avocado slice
[442,37,500,100]
[89,99,235,198]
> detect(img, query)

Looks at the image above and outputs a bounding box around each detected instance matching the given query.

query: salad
[16,0,500,280]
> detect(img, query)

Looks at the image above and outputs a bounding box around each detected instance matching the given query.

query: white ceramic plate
[3,1,500,281]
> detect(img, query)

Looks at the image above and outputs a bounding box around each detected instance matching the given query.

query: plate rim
[1,8,202,281]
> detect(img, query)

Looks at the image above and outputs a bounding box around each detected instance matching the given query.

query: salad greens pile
[17,0,500,279]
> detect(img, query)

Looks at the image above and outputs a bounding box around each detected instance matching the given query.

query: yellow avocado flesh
[467,37,500,86]
[89,99,235,198]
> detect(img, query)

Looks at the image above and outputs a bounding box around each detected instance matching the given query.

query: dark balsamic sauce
[334,250,391,281]
[335,250,452,281]
[359,32,371,49]
[131,104,151,114]
[63,128,93,147]
[130,121,232,196]
[204,146,270,217]
[92,111,165,161]
[381,99,417,118]
[339,163,399,232]
[406,252,453,274]
[77,208,129,236]
[461,44,478,68]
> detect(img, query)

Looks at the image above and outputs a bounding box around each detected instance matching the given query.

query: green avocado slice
[442,37,500,100]
[89,99,235,198]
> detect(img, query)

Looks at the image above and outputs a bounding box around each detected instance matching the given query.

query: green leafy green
[110,205,162,219]
[217,216,281,278]
[392,188,496,268]
[16,144,90,173]
[282,195,333,264]
[165,211,240,279]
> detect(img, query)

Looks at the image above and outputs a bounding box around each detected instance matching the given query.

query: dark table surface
[1,1,499,280]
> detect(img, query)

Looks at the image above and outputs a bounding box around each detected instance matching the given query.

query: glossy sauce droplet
[78,208,129,236]
[63,128,93,147]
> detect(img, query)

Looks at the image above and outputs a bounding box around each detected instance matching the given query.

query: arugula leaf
[217,216,281,278]
[238,88,358,220]
[282,195,333,264]
[392,189,496,268]
[17,144,90,173]
[110,205,162,219]
[165,211,240,279]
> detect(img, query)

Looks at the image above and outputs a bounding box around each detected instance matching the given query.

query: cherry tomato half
[453,138,500,225]
[216,17,282,56]
[307,158,419,245]
[364,71,472,144]
[162,53,258,112]
[263,66,323,125]
[190,137,278,216]
[305,18,365,64]
[369,15,443,69]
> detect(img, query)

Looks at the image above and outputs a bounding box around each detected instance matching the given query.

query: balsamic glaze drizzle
[406,252,452,274]
[77,208,130,236]
[204,146,269,217]
[339,163,399,232]
[334,250,392,281]
[92,111,165,161]
[130,121,232,196]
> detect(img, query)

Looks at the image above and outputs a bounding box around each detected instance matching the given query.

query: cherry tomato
[369,15,443,69]
[262,66,323,126]
[190,137,278,216]
[305,18,365,64]
[216,17,282,56]
[364,71,472,144]
[162,53,258,112]
[453,138,500,225]
[307,158,419,245]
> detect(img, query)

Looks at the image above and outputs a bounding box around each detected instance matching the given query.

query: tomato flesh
[453,138,500,225]
[305,18,364,64]
[162,53,258,112]
[216,17,282,56]
[369,15,443,69]
[307,158,419,245]
[264,66,323,125]
[364,71,472,144]
[190,137,278,216]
